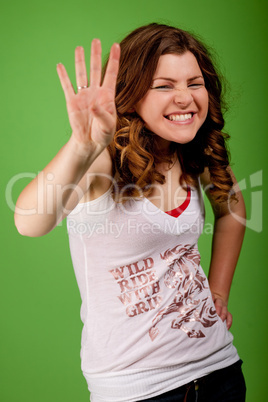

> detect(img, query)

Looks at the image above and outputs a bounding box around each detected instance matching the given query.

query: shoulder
[79,148,113,203]
[87,147,112,177]
[199,167,225,215]
[64,148,113,214]
[200,167,245,218]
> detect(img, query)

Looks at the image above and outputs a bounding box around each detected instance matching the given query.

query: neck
[154,136,173,153]
[154,139,177,164]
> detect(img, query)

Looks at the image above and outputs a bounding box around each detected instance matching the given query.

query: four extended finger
[90,39,102,87]
[75,46,88,90]
[57,63,75,102]
[102,43,120,91]
[57,40,120,102]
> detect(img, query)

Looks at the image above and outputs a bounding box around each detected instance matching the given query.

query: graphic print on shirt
[109,258,163,318]
[149,244,218,341]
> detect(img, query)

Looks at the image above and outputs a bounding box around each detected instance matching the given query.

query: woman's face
[135,51,209,149]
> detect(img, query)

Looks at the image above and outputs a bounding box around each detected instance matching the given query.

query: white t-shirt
[67,183,239,402]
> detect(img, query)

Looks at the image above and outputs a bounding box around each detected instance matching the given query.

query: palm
[67,86,115,145]
[57,40,120,149]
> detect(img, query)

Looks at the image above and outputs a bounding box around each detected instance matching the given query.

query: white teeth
[167,113,193,121]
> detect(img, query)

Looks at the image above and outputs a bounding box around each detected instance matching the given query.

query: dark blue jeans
[138,360,246,402]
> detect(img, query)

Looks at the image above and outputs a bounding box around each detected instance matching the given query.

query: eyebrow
[153,75,204,82]
[188,75,204,82]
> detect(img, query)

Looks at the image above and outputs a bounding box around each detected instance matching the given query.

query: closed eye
[151,85,173,91]
[188,83,204,88]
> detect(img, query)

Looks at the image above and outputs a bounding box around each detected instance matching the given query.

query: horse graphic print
[149,244,218,341]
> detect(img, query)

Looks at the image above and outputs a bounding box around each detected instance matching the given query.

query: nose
[173,88,193,107]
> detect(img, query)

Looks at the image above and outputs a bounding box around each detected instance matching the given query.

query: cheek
[135,91,163,116]
[200,92,209,118]
[204,101,209,118]
[134,100,148,120]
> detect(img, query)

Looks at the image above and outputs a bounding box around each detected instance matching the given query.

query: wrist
[68,134,104,164]
[210,290,229,305]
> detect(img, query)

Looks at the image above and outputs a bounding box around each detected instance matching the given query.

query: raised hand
[57,39,120,152]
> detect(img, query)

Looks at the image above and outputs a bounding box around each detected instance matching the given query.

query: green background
[1,0,267,401]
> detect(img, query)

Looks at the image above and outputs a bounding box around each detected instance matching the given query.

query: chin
[171,132,198,145]
[153,128,200,148]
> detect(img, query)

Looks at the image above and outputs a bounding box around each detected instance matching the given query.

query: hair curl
[105,23,234,202]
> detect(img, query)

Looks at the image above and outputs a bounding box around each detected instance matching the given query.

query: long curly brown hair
[105,23,233,202]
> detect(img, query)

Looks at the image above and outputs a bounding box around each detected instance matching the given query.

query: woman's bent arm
[14,40,120,237]
[201,167,246,329]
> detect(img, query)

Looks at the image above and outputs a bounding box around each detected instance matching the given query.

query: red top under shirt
[165,187,191,217]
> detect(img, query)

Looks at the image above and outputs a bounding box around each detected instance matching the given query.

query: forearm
[14,135,103,237]
[208,199,246,303]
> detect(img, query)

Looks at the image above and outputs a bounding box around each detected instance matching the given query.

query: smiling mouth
[165,113,193,122]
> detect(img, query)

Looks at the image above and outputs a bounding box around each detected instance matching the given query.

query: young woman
[15,23,246,401]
